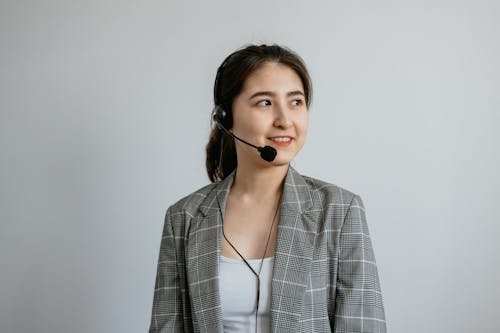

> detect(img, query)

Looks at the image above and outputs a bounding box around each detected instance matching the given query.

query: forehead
[241,62,304,94]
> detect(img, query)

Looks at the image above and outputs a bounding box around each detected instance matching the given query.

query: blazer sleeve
[333,194,387,332]
[149,208,185,332]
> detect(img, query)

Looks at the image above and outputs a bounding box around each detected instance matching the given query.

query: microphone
[212,106,277,162]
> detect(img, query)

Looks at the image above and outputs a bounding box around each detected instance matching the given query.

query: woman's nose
[273,104,292,129]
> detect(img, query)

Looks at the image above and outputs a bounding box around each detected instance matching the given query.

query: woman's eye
[257,100,271,106]
[291,99,303,106]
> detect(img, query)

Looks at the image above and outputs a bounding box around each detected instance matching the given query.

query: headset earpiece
[212,105,226,123]
[212,105,232,128]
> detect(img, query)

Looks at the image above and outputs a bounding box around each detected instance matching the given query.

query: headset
[211,56,277,162]
[212,106,277,162]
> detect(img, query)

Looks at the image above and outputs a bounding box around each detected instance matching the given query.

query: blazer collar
[198,169,235,218]
[279,165,315,215]
[189,166,318,332]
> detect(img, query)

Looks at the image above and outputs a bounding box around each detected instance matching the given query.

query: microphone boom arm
[214,122,277,162]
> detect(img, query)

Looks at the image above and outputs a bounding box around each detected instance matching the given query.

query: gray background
[1,0,499,332]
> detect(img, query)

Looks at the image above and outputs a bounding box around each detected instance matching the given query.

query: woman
[149,44,386,333]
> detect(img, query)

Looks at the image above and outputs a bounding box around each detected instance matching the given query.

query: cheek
[230,108,249,132]
[297,113,309,135]
[232,114,263,138]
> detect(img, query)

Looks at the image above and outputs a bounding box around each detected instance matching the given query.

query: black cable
[217,192,281,333]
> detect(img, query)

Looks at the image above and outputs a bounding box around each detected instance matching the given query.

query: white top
[219,255,275,333]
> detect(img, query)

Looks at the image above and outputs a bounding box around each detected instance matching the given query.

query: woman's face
[231,61,308,168]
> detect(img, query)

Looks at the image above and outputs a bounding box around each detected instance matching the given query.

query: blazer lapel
[186,172,235,333]
[270,166,318,332]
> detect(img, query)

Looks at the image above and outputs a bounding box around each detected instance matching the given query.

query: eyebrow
[249,90,305,99]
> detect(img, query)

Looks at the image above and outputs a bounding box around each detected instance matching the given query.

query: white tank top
[219,255,275,333]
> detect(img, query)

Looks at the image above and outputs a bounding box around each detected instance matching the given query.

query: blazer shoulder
[300,174,359,207]
[167,182,218,216]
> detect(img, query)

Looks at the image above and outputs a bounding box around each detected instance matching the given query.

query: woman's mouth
[269,136,293,146]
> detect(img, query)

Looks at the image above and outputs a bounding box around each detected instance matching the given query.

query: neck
[231,163,289,200]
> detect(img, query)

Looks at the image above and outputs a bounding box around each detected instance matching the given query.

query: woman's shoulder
[166,182,219,216]
[297,171,361,206]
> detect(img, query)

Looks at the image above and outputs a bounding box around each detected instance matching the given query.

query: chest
[221,200,280,260]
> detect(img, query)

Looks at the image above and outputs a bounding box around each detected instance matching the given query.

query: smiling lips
[269,136,293,146]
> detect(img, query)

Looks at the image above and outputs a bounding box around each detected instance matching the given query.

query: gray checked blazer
[149,167,386,332]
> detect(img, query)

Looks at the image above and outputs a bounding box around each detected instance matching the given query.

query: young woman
[149,44,386,333]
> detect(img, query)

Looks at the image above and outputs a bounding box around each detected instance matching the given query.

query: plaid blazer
[149,167,386,332]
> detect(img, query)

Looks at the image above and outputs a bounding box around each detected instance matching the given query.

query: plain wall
[1,0,499,332]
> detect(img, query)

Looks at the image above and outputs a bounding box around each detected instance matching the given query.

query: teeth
[271,137,291,142]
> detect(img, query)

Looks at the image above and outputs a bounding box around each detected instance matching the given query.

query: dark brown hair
[206,44,312,182]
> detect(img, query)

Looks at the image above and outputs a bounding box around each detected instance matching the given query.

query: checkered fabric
[149,166,386,332]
